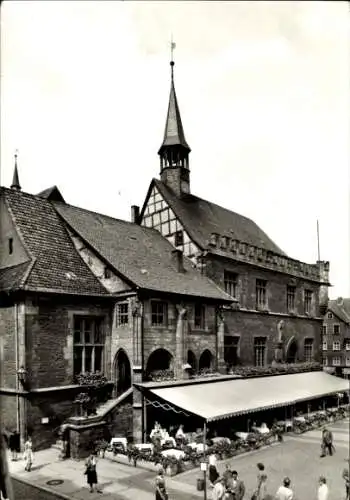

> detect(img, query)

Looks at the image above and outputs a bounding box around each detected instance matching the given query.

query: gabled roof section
[0,262,32,292]
[37,186,65,203]
[1,187,108,296]
[153,179,286,256]
[158,62,191,154]
[328,299,350,324]
[54,201,231,302]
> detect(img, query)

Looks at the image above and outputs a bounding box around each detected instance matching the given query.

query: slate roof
[152,179,286,256]
[158,63,191,153]
[37,186,65,203]
[328,299,350,324]
[0,262,32,292]
[54,201,231,301]
[1,188,108,295]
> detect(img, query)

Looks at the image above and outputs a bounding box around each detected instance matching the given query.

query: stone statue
[176,304,187,319]
[277,320,284,343]
[132,300,141,317]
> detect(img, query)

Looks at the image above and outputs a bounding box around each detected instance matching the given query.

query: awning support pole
[203,420,207,500]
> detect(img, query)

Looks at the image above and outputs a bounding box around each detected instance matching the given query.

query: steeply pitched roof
[328,299,350,324]
[37,186,65,203]
[0,262,31,292]
[1,188,108,296]
[54,201,231,301]
[158,63,190,153]
[153,179,286,256]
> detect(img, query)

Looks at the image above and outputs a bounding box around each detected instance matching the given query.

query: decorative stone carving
[132,300,141,317]
[176,304,187,319]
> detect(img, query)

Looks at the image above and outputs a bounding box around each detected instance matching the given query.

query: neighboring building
[139,59,330,371]
[0,174,231,454]
[322,298,350,378]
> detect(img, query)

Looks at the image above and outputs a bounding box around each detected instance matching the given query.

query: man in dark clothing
[320,427,334,457]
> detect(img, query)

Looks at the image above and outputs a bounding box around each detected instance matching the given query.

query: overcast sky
[1,1,349,299]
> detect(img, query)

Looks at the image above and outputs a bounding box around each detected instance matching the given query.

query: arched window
[146,349,174,380]
[114,349,131,397]
[199,349,213,371]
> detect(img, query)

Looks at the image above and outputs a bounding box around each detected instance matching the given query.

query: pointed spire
[11,150,21,190]
[158,41,191,155]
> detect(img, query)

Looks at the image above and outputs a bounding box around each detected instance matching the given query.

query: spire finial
[170,35,176,78]
[11,149,21,190]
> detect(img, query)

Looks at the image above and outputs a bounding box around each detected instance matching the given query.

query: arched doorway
[199,349,213,371]
[114,349,131,397]
[187,350,197,375]
[286,338,298,364]
[146,349,173,380]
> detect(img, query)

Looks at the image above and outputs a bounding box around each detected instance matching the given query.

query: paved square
[175,419,350,500]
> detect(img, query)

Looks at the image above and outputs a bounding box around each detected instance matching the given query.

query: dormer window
[8,238,13,255]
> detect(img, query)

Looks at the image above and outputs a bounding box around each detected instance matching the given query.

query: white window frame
[333,340,341,351]
[332,357,341,366]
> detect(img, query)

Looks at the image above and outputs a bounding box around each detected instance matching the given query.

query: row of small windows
[224,272,313,314]
[323,357,350,366]
[322,339,350,351]
[225,336,314,368]
[322,325,340,335]
[116,302,206,329]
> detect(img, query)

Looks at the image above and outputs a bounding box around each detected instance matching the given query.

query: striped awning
[149,371,349,422]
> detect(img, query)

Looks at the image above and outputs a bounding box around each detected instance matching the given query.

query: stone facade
[322,299,350,377]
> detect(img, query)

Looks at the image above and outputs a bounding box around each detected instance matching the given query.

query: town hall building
[1,56,342,458]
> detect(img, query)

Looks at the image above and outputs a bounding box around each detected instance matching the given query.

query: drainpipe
[14,303,20,434]
[140,299,146,442]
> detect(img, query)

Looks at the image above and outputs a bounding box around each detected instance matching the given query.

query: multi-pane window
[333,340,341,351]
[327,312,333,319]
[304,290,312,314]
[151,301,167,326]
[346,357,350,366]
[286,285,296,311]
[333,324,340,335]
[194,304,205,329]
[304,338,314,362]
[256,280,267,309]
[332,357,341,366]
[254,337,267,367]
[322,339,328,351]
[73,316,104,376]
[224,272,238,298]
[345,341,350,351]
[322,325,327,335]
[224,336,240,368]
[323,356,328,366]
[117,303,129,326]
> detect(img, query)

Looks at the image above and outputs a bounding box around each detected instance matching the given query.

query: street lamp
[17,366,27,386]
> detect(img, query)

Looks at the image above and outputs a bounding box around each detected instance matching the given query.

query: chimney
[131,205,140,224]
[171,249,185,273]
[337,297,344,306]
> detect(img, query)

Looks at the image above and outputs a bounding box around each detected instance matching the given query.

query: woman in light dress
[24,436,33,472]
[254,462,269,500]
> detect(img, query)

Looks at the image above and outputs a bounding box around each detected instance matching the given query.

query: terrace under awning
[146,371,349,422]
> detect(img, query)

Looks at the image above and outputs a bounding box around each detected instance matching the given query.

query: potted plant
[74,392,91,417]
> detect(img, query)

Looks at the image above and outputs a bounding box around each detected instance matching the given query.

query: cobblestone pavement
[8,418,349,500]
[177,418,350,500]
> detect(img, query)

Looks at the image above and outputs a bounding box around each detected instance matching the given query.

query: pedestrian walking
[317,476,329,500]
[212,477,226,500]
[320,428,333,457]
[155,466,168,500]
[251,462,269,500]
[23,436,33,472]
[342,468,349,500]
[275,477,294,500]
[229,470,245,500]
[8,431,20,461]
[84,453,102,493]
